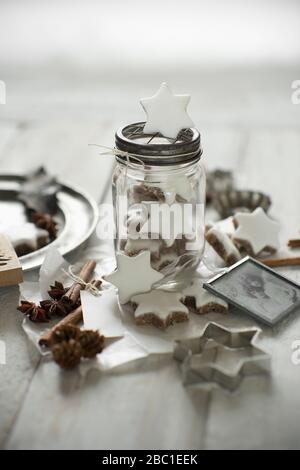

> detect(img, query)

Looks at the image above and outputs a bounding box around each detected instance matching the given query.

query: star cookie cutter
[174,322,270,391]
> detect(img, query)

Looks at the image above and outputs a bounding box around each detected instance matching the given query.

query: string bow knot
[62,266,101,296]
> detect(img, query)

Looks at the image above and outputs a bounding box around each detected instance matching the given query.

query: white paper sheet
[22,317,53,355]
[39,246,69,299]
[79,333,149,375]
[20,281,42,304]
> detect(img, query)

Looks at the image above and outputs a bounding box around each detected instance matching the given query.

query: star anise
[31,212,57,240]
[40,297,74,317]
[17,301,49,322]
[47,281,68,300]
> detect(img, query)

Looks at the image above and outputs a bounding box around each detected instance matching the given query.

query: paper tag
[81,288,125,338]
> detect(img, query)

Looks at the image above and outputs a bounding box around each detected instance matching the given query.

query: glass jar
[112,122,206,287]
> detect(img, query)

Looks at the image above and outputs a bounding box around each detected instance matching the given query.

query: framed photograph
[203,256,300,326]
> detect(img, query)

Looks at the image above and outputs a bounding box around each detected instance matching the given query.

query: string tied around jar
[89,143,146,192]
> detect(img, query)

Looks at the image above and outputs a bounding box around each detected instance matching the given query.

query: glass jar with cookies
[112,122,205,287]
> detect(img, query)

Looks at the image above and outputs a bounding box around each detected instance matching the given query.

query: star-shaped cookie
[140,82,194,139]
[233,207,280,256]
[161,177,195,204]
[105,251,164,304]
[182,277,228,314]
[131,289,189,329]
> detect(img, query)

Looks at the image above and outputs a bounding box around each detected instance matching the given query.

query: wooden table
[1,67,300,449]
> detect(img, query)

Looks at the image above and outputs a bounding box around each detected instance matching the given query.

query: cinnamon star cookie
[131,289,189,329]
[104,251,163,304]
[233,207,280,256]
[205,226,241,267]
[182,278,228,315]
[0,222,49,256]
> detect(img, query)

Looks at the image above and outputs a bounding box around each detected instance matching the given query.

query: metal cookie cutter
[174,322,270,391]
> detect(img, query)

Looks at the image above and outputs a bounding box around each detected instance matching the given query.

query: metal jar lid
[115,122,202,166]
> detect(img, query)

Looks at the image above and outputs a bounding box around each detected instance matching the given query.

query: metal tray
[0,174,99,271]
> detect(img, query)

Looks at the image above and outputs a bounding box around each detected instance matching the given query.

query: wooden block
[0,234,23,287]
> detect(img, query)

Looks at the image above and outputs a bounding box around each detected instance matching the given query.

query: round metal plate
[0,174,99,271]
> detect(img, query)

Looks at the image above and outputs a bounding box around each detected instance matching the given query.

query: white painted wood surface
[0,68,300,449]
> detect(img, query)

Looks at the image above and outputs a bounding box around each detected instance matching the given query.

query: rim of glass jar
[115,122,202,166]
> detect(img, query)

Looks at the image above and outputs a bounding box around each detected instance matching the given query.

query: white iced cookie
[126,204,149,239]
[131,289,189,329]
[141,176,194,204]
[206,216,235,236]
[105,251,164,304]
[152,252,178,271]
[123,238,162,260]
[0,222,49,255]
[182,278,228,315]
[161,177,195,204]
[140,82,194,139]
[233,207,280,256]
[128,184,165,205]
[144,202,196,248]
[205,226,241,267]
[133,179,194,206]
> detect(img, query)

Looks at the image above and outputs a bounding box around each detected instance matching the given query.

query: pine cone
[48,281,68,300]
[52,325,81,344]
[17,301,49,322]
[52,339,82,369]
[78,330,104,358]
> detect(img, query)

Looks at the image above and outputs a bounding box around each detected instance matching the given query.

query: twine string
[89,141,200,199]
[62,266,101,296]
[89,144,145,168]
[89,143,199,163]
[89,143,146,193]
